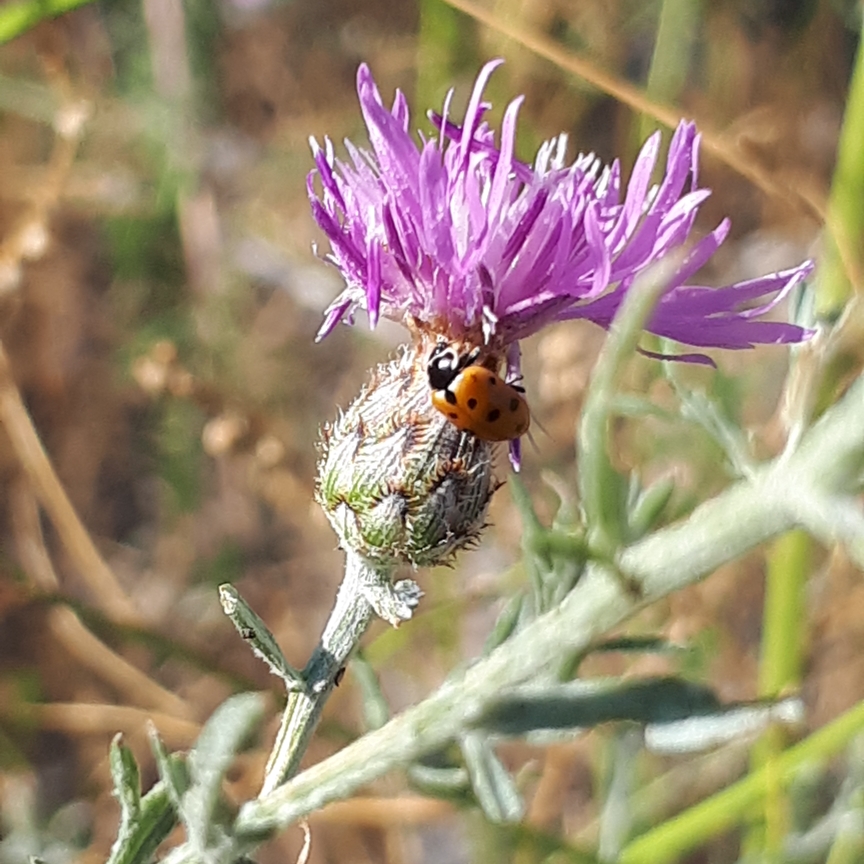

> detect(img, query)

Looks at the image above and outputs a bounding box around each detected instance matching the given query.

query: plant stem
[0,0,98,46]
[619,697,864,864]
[744,530,811,856]
[580,258,680,553]
[259,550,378,795]
[816,11,864,316]
[0,341,140,624]
[234,372,864,843]
[640,0,701,143]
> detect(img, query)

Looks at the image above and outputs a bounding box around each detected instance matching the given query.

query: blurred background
[0,0,859,861]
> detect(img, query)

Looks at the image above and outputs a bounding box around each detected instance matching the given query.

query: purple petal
[315,296,353,342]
[366,238,382,328]
[508,437,522,472]
[458,60,505,173]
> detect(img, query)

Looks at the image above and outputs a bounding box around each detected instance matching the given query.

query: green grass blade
[0,0,98,45]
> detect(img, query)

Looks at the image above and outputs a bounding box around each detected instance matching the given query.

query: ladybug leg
[507,374,526,393]
[463,346,482,369]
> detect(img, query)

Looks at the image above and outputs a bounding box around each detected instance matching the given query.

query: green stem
[232,373,864,844]
[758,529,811,699]
[259,550,376,795]
[743,529,811,857]
[0,0,97,43]
[816,13,864,317]
[416,0,468,111]
[619,697,864,864]
[640,0,702,143]
[579,259,681,553]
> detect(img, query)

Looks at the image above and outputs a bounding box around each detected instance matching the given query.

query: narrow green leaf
[219,584,306,691]
[106,779,178,864]
[745,529,812,855]
[352,652,389,731]
[816,13,864,316]
[645,696,804,754]
[511,475,554,613]
[461,732,525,824]
[0,0,97,44]
[408,762,471,800]
[639,0,701,142]
[482,593,524,655]
[589,636,685,656]
[662,363,754,478]
[580,260,679,553]
[620,698,864,864]
[477,678,722,736]
[148,724,191,809]
[628,477,675,540]
[511,476,589,614]
[183,693,265,852]
[110,734,141,822]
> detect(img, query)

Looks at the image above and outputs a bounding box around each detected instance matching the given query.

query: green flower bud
[316,342,498,569]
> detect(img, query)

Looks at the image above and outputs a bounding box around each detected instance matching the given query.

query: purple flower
[309,60,811,350]
[308,61,813,466]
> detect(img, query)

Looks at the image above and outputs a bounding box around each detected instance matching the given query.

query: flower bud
[316,343,497,568]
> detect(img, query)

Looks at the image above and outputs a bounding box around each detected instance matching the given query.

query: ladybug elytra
[427,342,530,442]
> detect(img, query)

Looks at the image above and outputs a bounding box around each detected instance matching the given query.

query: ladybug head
[427,342,480,390]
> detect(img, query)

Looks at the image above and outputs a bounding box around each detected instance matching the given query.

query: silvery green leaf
[110,734,141,822]
[589,636,686,656]
[662,361,754,479]
[599,728,641,863]
[407,762,471,799]
[628,476,675,539]
[219,584,305,691]
[482,593,524,655]
[351,652,389,731]
[148,725,190,809]
[106,736,178,864]
[460,732,524,824]
[183,693,265,855]
[645,696,805,754]
[510,476,588,614]
[476,678,721,737]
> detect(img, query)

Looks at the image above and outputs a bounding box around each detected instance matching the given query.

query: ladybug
[427,342,530,442]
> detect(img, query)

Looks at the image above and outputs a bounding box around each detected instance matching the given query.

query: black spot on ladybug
[335,666,346,686]
[467,398,478,410]
[487,408,501,423]
[509,398,519,411]
[445,390,457,405]
[488,377,498,386]
[448,412,458,420]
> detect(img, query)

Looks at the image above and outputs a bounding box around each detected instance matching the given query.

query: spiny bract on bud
[316,342,497,569]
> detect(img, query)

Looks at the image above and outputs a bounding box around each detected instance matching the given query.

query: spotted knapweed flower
[309,60,813,573]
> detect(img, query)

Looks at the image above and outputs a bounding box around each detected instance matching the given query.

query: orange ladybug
[427,342,530,442]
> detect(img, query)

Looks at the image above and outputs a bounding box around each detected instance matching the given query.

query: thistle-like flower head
[309,60,813,570]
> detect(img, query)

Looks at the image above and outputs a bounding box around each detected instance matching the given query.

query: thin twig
[442,0,825,222]
[0,341,141,624]
[5,702,201,746]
